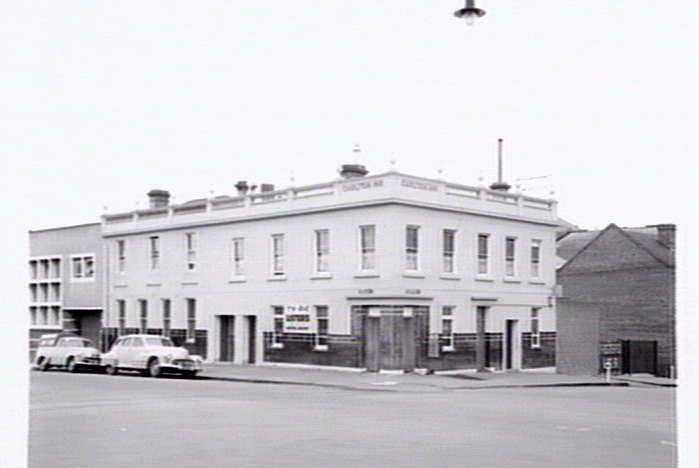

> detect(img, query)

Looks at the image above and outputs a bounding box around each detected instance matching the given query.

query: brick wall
[263,333,363,367]
[558,264,675,376]
[522,332,556,369]
[556,299,601,375]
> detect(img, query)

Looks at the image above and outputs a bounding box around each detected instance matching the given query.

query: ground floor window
[186,298,196,342]
[272,306,284,348]
[117,300,126,335]
[315,306,329,348]
[530,308,540,348]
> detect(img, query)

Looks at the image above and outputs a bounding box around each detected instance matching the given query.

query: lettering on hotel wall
[400,179,439,192]
[341,179,384,192]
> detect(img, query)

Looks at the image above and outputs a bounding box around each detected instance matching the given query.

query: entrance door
[246,315,257,364]
[621,340,657,374]
[505,320,520,370]
[219,316,235,362]
[364,308,417,372]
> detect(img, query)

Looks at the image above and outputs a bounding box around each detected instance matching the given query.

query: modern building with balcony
[100,166,560,372]
[28,223,104,359]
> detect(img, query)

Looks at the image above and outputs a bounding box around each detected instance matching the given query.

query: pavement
[198,363,677,392]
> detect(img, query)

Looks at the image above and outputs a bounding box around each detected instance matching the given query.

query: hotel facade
[100,168,559,372]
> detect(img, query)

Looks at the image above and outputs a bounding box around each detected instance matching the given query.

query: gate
[621,340,658,375]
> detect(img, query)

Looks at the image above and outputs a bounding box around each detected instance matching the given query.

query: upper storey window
[185,232,197,271]
[477,234,490,275]
[359,225,376,271]
[443,229,456,273]
[71,255,95,281]
[149,236,160,271]
[505,237,517,277]
[116,240,126,273]
[271,234,285,276]
[530,240,542,279]
[405,225,420,271]
[315,229,330,273]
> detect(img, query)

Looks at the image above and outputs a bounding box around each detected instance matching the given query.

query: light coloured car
[33,333,102,372]
[101,334,203,378]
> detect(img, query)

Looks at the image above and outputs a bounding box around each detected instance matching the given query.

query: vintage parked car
[101,334,203,378]
[33,332,102,372]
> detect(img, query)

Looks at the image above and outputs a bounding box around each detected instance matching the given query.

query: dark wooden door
[365,316,380,372]
[219,316,235,362]
[505,320,516,370]
[364,310,417,372]
[621,340,657,374]
[247,316,257,364]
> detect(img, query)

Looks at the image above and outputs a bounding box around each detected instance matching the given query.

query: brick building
[99,166,560,372]
[28,223,104,359]
[556,223,676,377]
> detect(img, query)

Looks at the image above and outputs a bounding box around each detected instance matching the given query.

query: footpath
[199,364,677,393]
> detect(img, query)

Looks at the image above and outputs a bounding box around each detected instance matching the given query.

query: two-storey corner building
[101,167,560,372]
[28,223,104,359]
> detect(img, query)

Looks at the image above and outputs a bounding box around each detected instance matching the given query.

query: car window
[144,337,174,347]
[131,337,144,347]
[115,338,129,347]
[61,338,89,347]
[39,338,55,347]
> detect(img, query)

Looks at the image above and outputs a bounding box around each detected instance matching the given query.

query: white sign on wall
[283,305,315,333]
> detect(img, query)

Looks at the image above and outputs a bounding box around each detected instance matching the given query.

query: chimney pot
[147,189,170,209]
[339,164,369,179]
[235,180,249,196]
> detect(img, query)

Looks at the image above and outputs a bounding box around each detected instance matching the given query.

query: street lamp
[454,0,486,26]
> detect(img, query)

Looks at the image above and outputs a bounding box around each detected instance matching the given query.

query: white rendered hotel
[100,164,559,372]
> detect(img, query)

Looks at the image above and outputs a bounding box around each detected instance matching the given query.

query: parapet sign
[283,305,314,333]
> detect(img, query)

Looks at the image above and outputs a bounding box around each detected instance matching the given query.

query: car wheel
[66,357,78,373]
[148,358,161,378]
[105,364,119,376]
[39,358,51,372]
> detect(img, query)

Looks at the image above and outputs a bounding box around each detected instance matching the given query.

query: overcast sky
[2,1,697,465]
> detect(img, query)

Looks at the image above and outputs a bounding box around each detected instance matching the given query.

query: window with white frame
[271,234,285,276]
[149,236,160,270]
[505,237,517,277]
[315,306,329,348]
[139,299,148,333]
[441,306,455,349]
[162,299,171,337]
[232,237,245,277]
[71,255,95,280]
[477,234,490,275]
[185,298,196,342]
[359,225,376,270]
[117,300,126,335]
[530,308,541,348]
[443,229,456,273]
[272,306,284,348]
[405,225,420,271]
[184,232,197,270]
[117,240,126,273]
[314,229,330,273]
[530,240,542,279]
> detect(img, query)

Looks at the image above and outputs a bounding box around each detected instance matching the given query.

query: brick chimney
[654,224,676,249]
[260,183,275,193]
[147,189,170,209]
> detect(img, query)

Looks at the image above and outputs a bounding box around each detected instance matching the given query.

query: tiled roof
[556,230,600,261]
[556,224,674,269]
